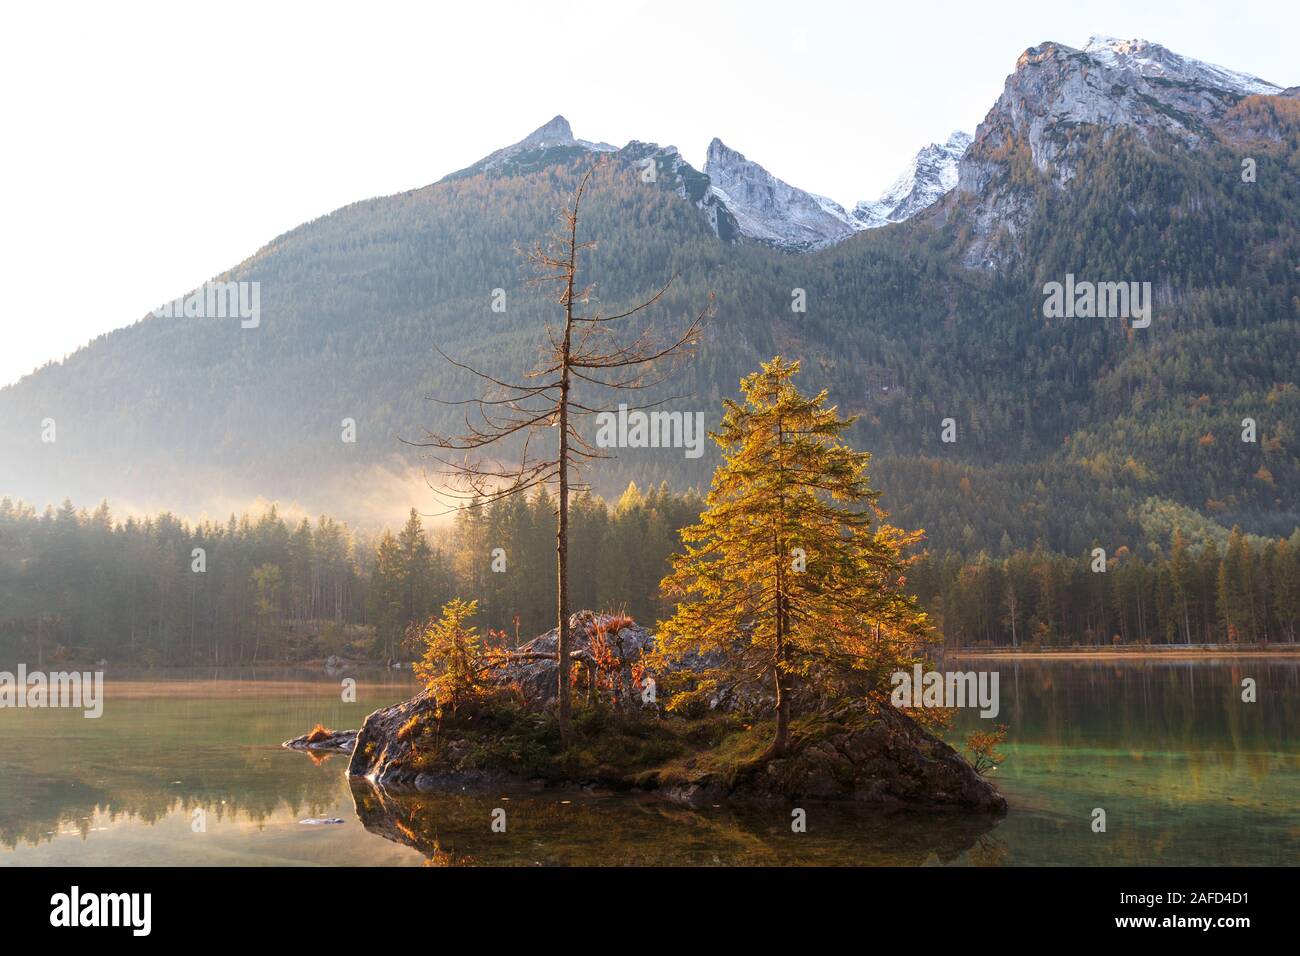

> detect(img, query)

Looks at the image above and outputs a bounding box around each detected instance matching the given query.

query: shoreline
[943,645,1300,660]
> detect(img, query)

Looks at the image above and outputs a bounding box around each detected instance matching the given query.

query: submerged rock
[283,728,359,753]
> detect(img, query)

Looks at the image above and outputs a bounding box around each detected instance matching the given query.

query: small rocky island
[287,612,1006,814]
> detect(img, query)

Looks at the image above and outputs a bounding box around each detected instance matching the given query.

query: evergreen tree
[657,358,930,759]
[396,508,436,625]
[367,531,405,659]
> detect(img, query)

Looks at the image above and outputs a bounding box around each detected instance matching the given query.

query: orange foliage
[306,723,332,743]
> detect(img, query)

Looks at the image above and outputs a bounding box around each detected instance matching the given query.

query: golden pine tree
[411,599,487,715]
[657,357,931,758]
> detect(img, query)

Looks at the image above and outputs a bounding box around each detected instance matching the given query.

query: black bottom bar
[0,866,1277,942]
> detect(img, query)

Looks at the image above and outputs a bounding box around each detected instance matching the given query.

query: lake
[1,658,1297,865]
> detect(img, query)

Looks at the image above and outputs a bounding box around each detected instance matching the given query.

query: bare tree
[409,160,712,742]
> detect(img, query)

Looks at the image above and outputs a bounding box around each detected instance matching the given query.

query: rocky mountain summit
[1079,35,1279,97]
[954,35,1286,269]
[449,117,975,252]
[451,116,741,241]
[965,34,1280,184]
[457,114,615,176]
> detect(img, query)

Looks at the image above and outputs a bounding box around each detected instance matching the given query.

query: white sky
[1,0,1294,388]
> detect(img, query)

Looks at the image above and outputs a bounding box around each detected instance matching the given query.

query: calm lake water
[1,658,1297,866]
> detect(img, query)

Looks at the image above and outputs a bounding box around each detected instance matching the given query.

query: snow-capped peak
[1080,35,1280,97]
[853,130,972,229]
[954,35,1283,272]
[703,138,861,251]
[701,130,974,247]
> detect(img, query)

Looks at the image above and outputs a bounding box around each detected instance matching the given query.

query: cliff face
[345,686,448,788]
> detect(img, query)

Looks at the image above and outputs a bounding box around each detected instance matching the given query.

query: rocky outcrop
[330,613,1005,814]
[502,611,656,707]
[345,687,441,788]
[620,140,743,244]
[662,700,1006,813]
[344,612,660,790]
[346,690,1005,812]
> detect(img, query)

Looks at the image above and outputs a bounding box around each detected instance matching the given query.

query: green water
[1,659,1296,865]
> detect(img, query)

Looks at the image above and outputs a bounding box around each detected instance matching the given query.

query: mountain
[450,117,742,244]
[952,35,1289,269]
[2,37,1296,557]
[451,114,616,178]
[853,131,972,228]
[703,138,862,250]
[701,131,974,248]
